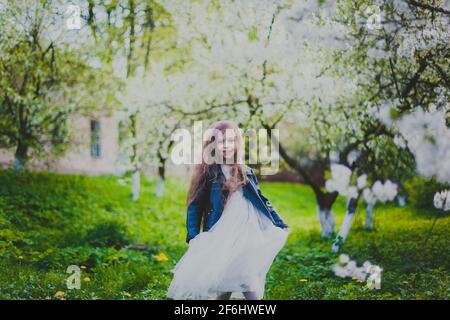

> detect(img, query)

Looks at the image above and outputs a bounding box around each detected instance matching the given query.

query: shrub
[405,176,450,211]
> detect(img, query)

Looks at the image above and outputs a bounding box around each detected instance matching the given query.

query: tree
[0,0,118,168]
[322,0,450,247]
[163,0,373,237]
[334,0,449,184]
[79,0,175,200]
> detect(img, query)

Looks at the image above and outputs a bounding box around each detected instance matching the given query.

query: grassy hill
[0,169,448,299]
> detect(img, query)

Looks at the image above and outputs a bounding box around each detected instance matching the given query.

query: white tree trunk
[132,170,140,202]
[397,195,406,207]
[332,198,358,253]
[365,203,375,230]
[332,211,355,253]
[13,158,24,170]
[317,206,335,238]
[155,176,165,197]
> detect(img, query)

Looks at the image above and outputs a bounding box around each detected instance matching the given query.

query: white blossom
[339,253,350,264]
[362,261,372,273]
[381,108,450,184]
[326,163,398,204]
[332,254,382,290]
[371,180,398,203]
[357,174,367,190]
[326,164,353,194]
[347,149,361,166]
[393,135,406,149]
[434,190,450,211]
[363,188,377,205]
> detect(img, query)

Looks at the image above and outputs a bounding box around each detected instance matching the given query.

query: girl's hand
[283,227,290,232]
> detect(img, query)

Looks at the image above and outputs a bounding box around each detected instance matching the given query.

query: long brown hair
[187,120,248,206]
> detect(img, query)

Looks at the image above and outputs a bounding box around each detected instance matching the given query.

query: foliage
[84,221,131,249]
[405,176,450,211]
[0,1,120,165]
[334,0,448,113]
[0,170,448,300]
[333,0,449,183]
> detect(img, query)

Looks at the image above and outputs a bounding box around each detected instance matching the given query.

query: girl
[167,120,289,300]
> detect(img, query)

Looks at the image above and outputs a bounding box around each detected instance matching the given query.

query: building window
[90,120,101,159]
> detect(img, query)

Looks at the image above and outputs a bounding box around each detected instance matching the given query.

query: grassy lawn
[0,169,448,300]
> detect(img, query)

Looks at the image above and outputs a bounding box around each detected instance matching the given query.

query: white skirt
[167,187,289,300]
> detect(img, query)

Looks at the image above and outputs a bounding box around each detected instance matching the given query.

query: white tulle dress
[167,164,289,300]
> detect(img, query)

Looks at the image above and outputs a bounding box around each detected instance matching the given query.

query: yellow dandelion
[54,291,64,297]
[45,296,51,300]
[80,265,87,269]
[299,278,308,282]
[18,255,24,260]
[83,277,91,283]
[154,252,169,262]
[60,298,66,300]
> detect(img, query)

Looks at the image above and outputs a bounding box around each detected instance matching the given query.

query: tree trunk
[155,176,164,197]
[132,169,140,202]
[317,205,335,238]
[129,112,140,201]
[397,195,406,207]
[365,203,375,230]
[155,163,165,197]
[265,127,338,238]
[316,192,338,238]
[14,140,28,169]
[332,198,359,253]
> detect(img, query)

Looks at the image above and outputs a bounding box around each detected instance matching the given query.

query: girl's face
[216,130,236,164]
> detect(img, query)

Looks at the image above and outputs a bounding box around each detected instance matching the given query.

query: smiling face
[187,120,248,206]
[216,129,237,164]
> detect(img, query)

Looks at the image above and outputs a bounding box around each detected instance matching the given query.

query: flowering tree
[162,0,368,237]
[118,70,194,198]
[326,164,398,252]
[75,0,175,200]
[326,0,450,248]
[334,0,448,113]
[0,0,118,168]
[333,0,449,202]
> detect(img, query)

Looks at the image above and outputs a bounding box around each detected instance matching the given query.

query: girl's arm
[250,168,289,229]
[186,179,209,243]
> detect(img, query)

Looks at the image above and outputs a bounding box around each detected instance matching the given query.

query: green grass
[0,169,448,300]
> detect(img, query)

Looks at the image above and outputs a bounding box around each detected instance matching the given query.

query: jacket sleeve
[186,179,210,243]
[250,168,288,228]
